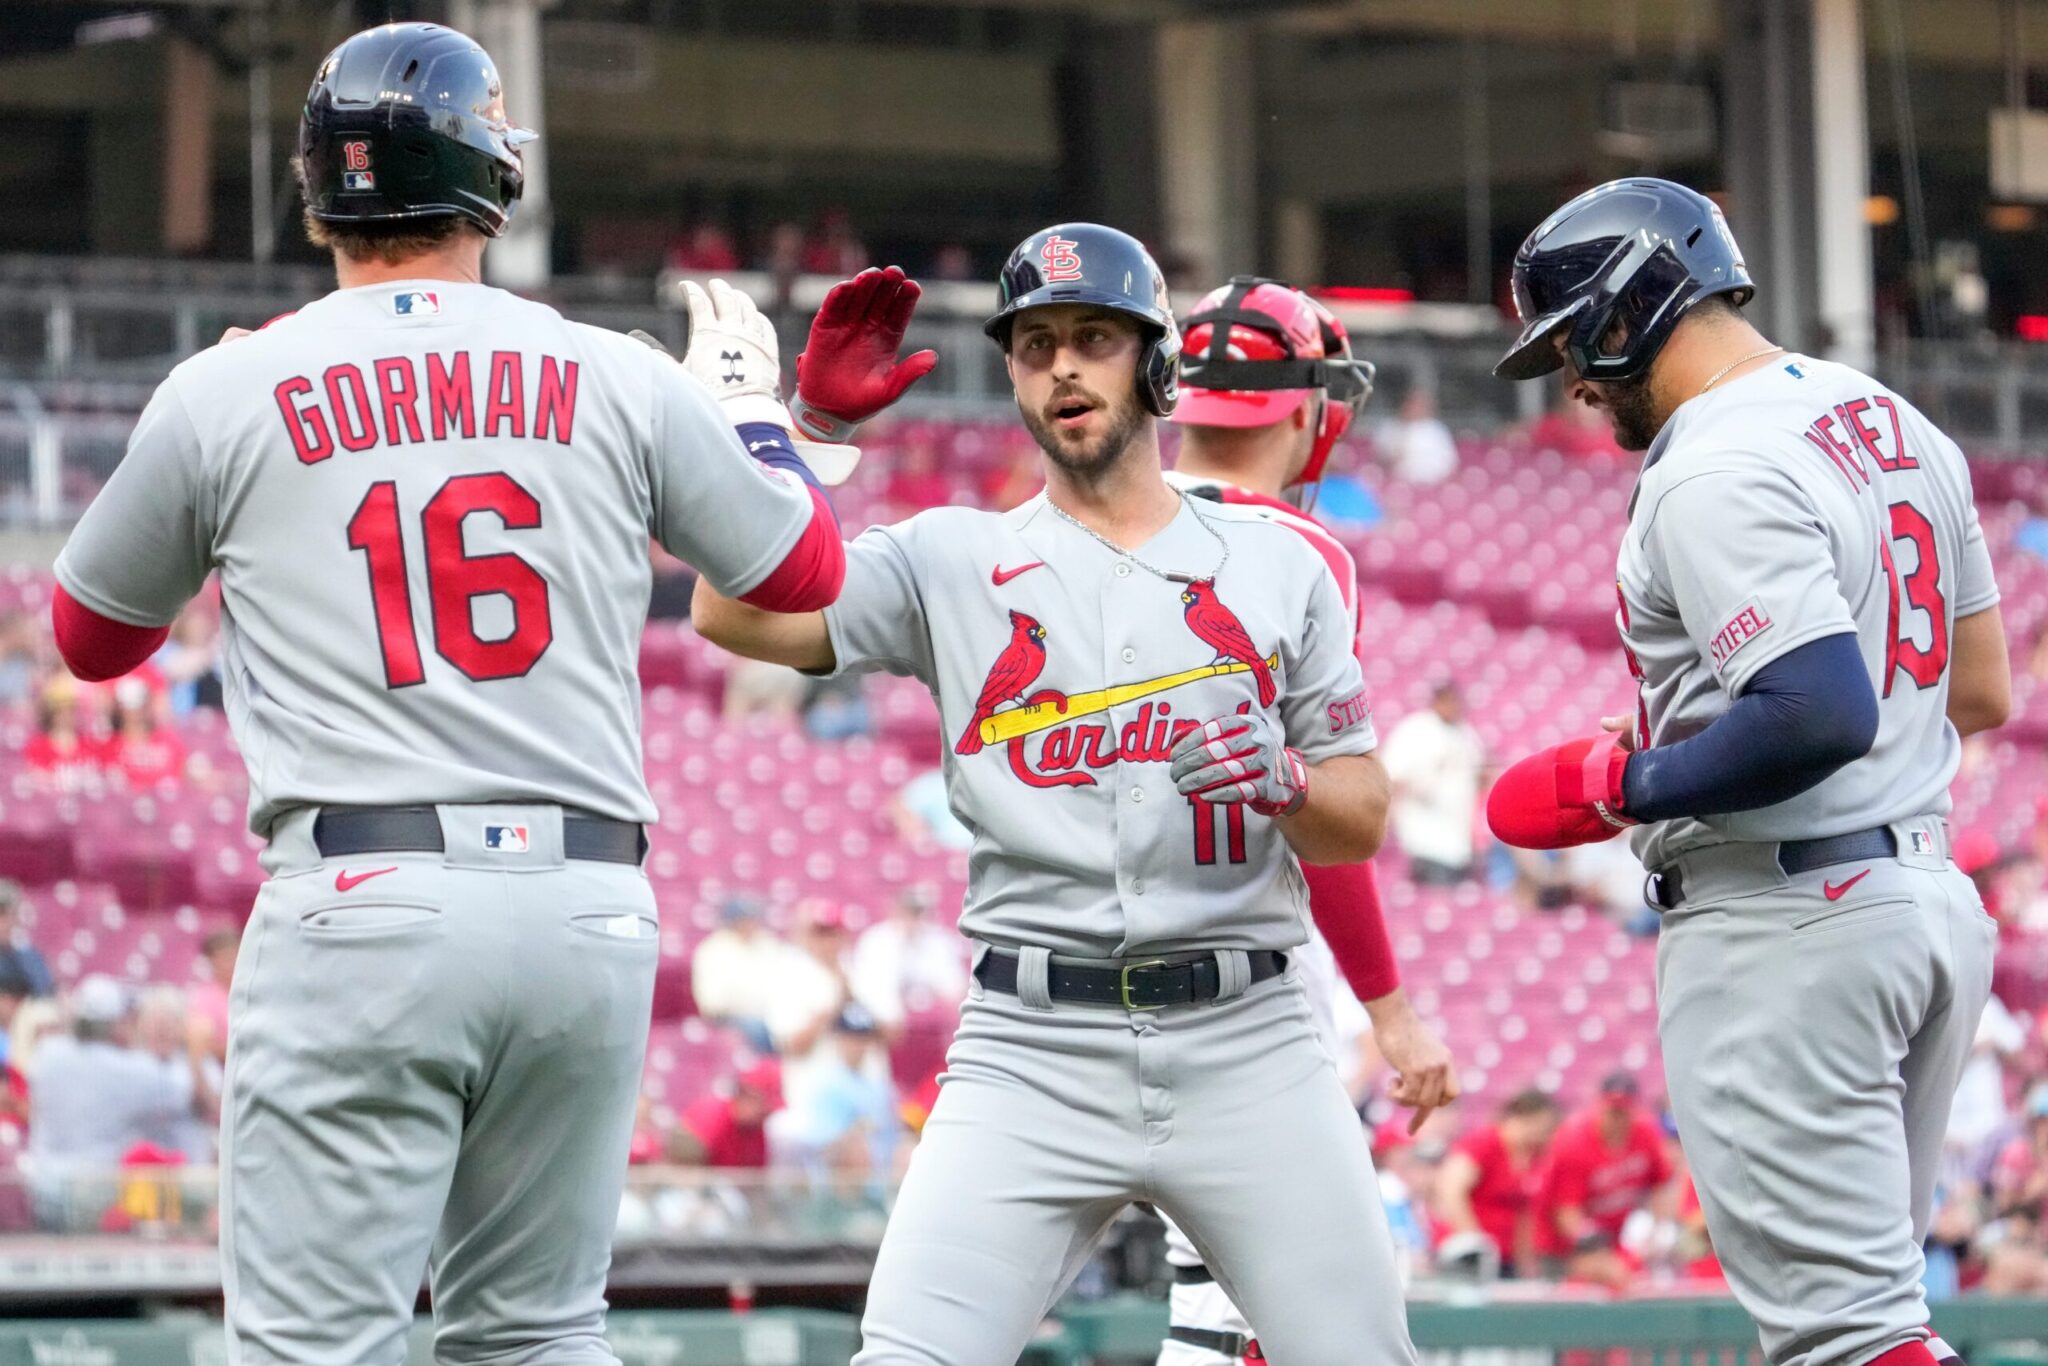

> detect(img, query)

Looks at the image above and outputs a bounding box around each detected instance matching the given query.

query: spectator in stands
[785,1005,904,1187]
[1952,994,2031,1170]
[1435,1087,1560,1276]
[0,963,33,1149]
[801,673,872,743]
[1523,389,1626,460]
[1563,836,1657,935]
[156,603,221,715]
[0,883,52,999]
[24,675,105,793]
[1534,1073,1675,1289]
[186,928,238,1068]
[1983,1084,2048,1293]
[767,902,855,1080]
[671,1059,784,1169]
[882,428,951,515]
[851,886,968,1036]
[803,207,868,277]
[666,223,741,274]
[135,985,214,1159]
[930,243,974,282]
[721,655,808,722]
[1376,387,1458,485]
[1380,681,1485,884]
[104,675,186,790]
[760,221,808,313]
[0,611,39,705]
[689,897,787,1055]
[888,766,972,851]
[25,976,201,1227]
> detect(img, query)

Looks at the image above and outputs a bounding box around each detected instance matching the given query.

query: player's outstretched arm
[691,576,835,673]
[1948,605,2011,738]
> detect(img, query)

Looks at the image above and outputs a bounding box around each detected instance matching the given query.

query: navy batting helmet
[985,223,1181,417]
[1495,178,1753,383]
[299,23,534,239]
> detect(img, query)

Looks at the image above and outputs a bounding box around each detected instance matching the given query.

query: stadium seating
[4,431,2045,1119]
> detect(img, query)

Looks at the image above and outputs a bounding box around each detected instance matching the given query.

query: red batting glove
[791,266,939,442]
[1486,733,1635,850]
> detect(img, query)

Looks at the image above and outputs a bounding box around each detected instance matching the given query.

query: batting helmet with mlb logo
[984,223,1182,418]
[299,23,535,238]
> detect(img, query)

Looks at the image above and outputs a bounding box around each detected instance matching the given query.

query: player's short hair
[302,205,470,265]
[1499,1087,1559,1119]
[1687,294,1744,325]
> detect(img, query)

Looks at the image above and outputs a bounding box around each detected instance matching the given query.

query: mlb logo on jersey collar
[483,824,530,853]
[390,290,441,317]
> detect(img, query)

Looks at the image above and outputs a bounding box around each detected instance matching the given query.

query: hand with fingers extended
[1169,712,1308,818]
[792,265,938,443]
[677,278,789,430]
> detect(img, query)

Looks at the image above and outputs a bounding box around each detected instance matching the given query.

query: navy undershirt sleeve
[736,421,826,497]
[1621,631,1879,822]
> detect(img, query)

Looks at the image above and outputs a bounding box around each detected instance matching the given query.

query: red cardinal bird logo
[1180,579,1276,708]
[956,610,1048,755]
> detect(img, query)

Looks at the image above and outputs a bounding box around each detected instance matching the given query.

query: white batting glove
[1169,713,1309,817]
[672,281,863,486]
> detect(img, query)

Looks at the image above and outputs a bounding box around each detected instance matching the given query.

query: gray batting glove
[1169,713,1309,817]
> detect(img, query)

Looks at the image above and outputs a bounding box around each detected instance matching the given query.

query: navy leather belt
[974,948,1286,1010]
[312,805,646,866]
[1647,827,1897,910]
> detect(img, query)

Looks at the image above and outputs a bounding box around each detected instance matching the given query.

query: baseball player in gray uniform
[694,224,1418,1365]
[1488,180,2009,1366]
[46,24,901,1366]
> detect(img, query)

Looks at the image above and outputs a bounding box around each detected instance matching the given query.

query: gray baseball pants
[853,948,1416,1365]
[221,804,659,1366]
[1654,816,1994,1366]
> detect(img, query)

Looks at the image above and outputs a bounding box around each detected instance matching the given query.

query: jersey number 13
[348,473,555,688]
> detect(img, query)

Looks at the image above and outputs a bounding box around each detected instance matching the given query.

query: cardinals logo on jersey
[956,610,1048,755]
[956,585,1280,788]
[1179,579,1276,707]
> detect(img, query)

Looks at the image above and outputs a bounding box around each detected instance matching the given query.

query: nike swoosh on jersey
[1822,869,1872,901]
[991,561,1045,586]
[334,867,400,893]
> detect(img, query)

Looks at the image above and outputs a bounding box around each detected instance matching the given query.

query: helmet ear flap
[1139,328,1181,417]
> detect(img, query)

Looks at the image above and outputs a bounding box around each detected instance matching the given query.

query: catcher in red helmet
[1155,277,1459,1366]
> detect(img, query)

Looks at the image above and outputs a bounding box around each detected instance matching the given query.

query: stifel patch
[1709,597,1774,673]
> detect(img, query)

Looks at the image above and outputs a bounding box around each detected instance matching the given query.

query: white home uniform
[54,280,820,1366]
[1618,355,1999,1366]
[825,490,1414,1365]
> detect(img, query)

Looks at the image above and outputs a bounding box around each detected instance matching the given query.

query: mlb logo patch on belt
[1909,829,1935,856]
[483,824,530,853]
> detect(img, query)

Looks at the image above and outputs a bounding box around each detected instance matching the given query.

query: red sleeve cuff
[1302,859,1400,1002]
[52,585,169,683]
[738,487,846,613]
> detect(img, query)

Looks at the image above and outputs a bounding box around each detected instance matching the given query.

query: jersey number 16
[348,473,555,688]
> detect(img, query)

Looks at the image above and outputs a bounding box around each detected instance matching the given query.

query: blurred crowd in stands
[0,405,2044,1305]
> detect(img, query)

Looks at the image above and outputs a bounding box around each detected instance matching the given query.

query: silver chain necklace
[1698,344,1785,396]
[1046,487,1231,585]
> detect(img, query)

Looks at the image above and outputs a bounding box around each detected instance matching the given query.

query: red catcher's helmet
[1173,277,1374,486]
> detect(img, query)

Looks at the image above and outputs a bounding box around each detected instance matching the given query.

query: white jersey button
[1114,563,1131,578]
[1121,647,1136,663]
[1130,787,1145,802]
[1132,878,1146,894]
